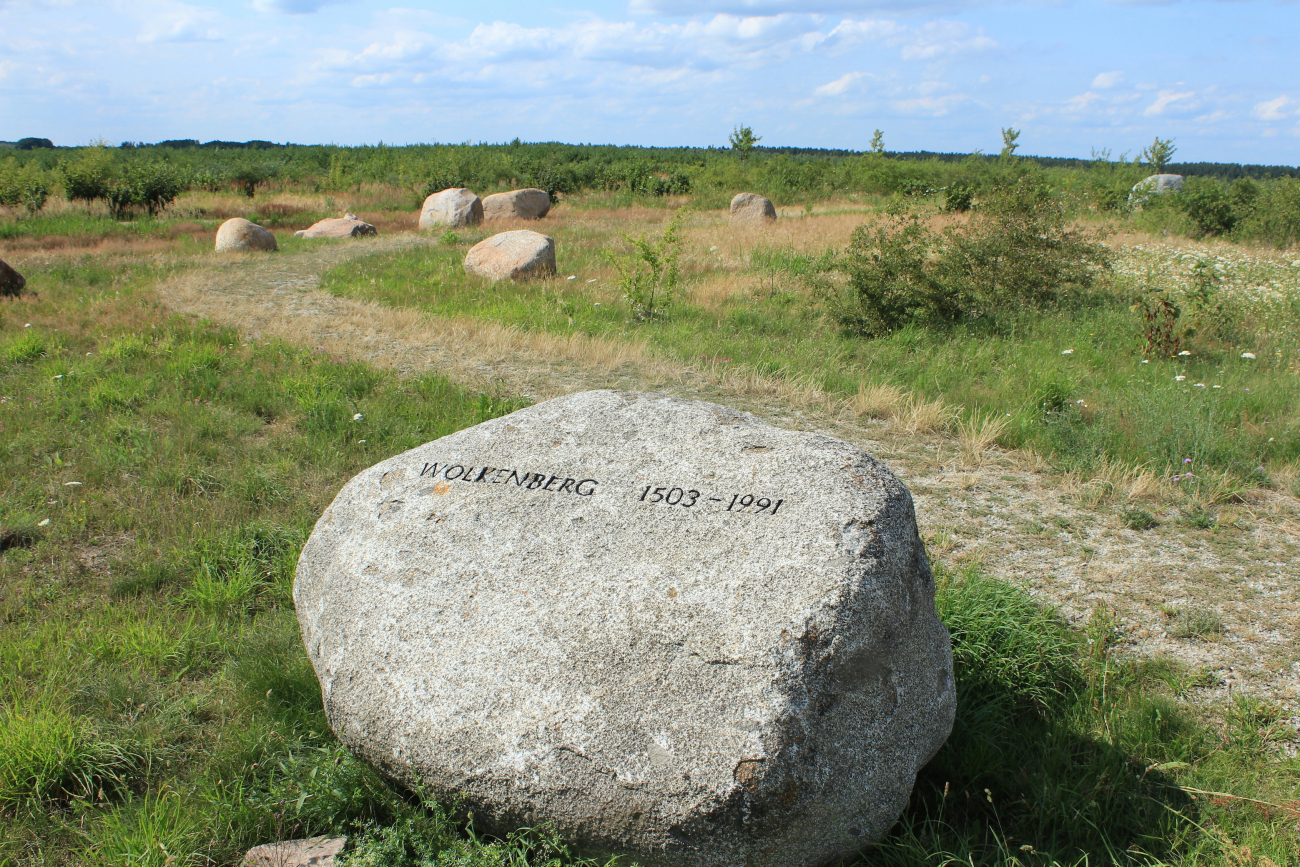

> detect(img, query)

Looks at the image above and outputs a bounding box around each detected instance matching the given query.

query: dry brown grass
[850,382,908,419]
[956,411,1011,467]
[1065,456,1165,507]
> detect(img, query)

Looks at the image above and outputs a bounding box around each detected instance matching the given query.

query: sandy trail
[159,235,1300,715]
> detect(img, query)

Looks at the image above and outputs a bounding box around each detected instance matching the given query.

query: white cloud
[1143,88,1196,116]
[1091,70,1123,89]
[134,0,222,43]
[815,71,866,96]
[252,0,341,13]
[1065,90,1103,111]
[899,20,996,60]
[892,93,968,116]
[1252,95,1295,121]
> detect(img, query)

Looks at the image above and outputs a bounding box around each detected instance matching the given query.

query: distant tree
[729,125,761,161]
[1000,127,1020,160]
[16,137,55,151]
[870,129,886,155]
[1142,136,1177,174]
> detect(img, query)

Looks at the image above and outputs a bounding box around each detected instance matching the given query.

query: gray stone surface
[294,216,378,239]
[1130,173,1184,204]
[420,188,483,230]
[295,390,954,867]
[240,835,347,867]
[215,217,277,252]
[0,257,25,297]
[463,229,556,282]
[729,192,777,227]
[483,188,552,221]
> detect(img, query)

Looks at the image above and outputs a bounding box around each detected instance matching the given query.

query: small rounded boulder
[729,192,777,227]
[420,188,483,230]
[464,230,556,282]
[483,188,551,221]
[215,218,277,252]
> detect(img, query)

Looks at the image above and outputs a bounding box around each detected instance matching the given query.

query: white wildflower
[1061,349,1074,355]
[38,519,50,526]
[1175,375,1186,381]
[352,413,363,421]
[1241,352,1256,359]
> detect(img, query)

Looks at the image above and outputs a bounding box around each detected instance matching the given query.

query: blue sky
[2,0,1298,165]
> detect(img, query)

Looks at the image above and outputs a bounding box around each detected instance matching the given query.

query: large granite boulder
[294,215,377,239]
[730,192,777,227]
[463,230,556,281]
[295,390,956,867]
[483,188,551,221]
[420,188,483,230]
[0,257,25,297]
[215,218,276,252]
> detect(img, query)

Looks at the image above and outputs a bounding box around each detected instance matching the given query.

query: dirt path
[159,237,1300,716]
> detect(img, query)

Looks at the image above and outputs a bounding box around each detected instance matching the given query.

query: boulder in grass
[215,218,277,252]
[295,389,956,867]
[240,836,347,867]
[294,216,378,239]
[419,188,483,230]
[729,192,777,227]
[1130,174,1184,206]
[482,188,551,221]
[463,230,556,282]
[0,257,25,297]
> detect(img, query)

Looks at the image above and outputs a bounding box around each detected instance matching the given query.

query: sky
[2,0,1298,165]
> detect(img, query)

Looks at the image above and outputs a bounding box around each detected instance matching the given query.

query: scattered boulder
[295,390,956,867]
[463,230,556,281]
[730,192,777,227]
[294,216,378,239]
[241,836,347,867]
[215,218,277,252]
[0,257,25,297]
[1130,174,1184,205]
[419,188,483,230]
[483,188,551,221]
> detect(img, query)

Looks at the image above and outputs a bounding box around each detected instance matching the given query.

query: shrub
[105,161,182,218]
[830,177,1110,336]
[943,174,1111,310]
[1237,176,1300,248]
[1176,177,1236,236]
[60,146,114,203]
[829,209,959,336]
[0,163,51,214]
[604,207,685,321]
[942,181,974,212]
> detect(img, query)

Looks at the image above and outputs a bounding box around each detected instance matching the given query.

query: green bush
[829,209,959,336]
[105,161,182,218]
[60,146,114,204]
[830,177,1111,336]
[1176,177,1236,236]
[1237,176,1300,248]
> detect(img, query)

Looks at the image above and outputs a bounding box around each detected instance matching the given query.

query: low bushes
[827,175,1112,336]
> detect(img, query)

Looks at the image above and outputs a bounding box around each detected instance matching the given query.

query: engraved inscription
[417,461,598,497]
[638,484,784,515]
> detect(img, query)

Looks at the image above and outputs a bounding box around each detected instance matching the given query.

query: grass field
[2,188,1299,866]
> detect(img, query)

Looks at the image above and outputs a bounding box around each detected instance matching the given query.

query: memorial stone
[295,390,955,867]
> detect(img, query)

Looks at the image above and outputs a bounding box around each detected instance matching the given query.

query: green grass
[317,214,1300,488]
[0,258,525,864]
[3,215,1297,867]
